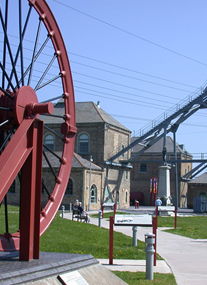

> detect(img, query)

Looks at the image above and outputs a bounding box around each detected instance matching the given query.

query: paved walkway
[64,208,207,285]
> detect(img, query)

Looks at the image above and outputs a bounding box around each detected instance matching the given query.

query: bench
[72,209,88,223]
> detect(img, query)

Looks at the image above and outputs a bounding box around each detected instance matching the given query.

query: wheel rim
[0,0,76,251]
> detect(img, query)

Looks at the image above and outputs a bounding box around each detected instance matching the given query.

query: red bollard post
[174,207,177,229]
[113,203,116,216]
[109,216,114,265]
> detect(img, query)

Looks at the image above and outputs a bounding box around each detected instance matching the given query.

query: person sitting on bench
[78,202,90,223]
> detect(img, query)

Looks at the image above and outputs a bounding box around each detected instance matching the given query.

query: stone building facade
[6,101,131,211]
[130,136,192,207]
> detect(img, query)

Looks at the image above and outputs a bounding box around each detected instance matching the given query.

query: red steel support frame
[0,118,43,260]
[19,120,43,261]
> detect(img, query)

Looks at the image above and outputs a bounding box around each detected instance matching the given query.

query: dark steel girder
[109,88,207,163]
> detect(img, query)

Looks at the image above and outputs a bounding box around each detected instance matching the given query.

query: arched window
[199,191,207,198]
[44,134,54,151]
[78,134,89,154]
[90,184,97,203]
[66,179,73,195]
[125,191,128,203]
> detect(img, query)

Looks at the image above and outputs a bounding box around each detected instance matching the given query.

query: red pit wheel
[0,0,76,260]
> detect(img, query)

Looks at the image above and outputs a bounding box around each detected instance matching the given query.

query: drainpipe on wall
[82,169,85,210]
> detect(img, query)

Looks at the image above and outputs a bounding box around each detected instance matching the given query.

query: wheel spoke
[18,0,24,86]
[18,34,51,87]
[35,73,62,91]
[8,5,32,89]
[42,179,51,197]
[41,95,63,103]
[44,125,63,140]
[27,19,42,86]
[0,127,15,154]
[0,7,20,88]
[0,61,16,92]
[34,53,57,91]
[40,113,66,119]
[2,0,8,89]
[43,150,57,180]
[0,107,11,111]
[0,86,13,99]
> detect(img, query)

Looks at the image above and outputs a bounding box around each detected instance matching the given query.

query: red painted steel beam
[19,120,43,261]
[0,119,34,204]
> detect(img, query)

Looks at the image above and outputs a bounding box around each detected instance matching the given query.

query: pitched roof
[40,100,130,133]
[76,101,130,132]
[42,151,102,170]
[73,153,102,170]
[188,172,207,184]
[131,136,191,154]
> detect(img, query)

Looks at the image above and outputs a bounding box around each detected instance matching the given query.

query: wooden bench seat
[72,209,88,222]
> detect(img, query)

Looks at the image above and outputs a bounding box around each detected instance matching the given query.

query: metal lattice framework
[108,87,207,164]
[0,0,76,260]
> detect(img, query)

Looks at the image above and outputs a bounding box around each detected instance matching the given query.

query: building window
[8,180,15,194]
[66,179,73,195]
[90,184,97,203]
[44,134,54,151]
[125,170,129,180]
[139,163,147,173]
[125,191,128,203]
[199,191,207,198]
[79,134,89,154]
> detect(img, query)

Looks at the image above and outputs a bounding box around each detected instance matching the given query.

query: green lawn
[113,271,176,285]
[3,206,199,284]
[40,213,156,260]
[158,215,207,239]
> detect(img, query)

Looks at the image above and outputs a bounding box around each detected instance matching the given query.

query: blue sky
[45,0,207,157]
[2,0,207,158]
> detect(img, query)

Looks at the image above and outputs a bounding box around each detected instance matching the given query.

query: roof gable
[131,136,191,154]
[188,172,207,184]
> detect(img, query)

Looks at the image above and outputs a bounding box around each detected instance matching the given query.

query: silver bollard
[132,226,137,246]
[145,232,155,280]
[69,203,72,213]
[62,205,65,218]
[98,210,102,228]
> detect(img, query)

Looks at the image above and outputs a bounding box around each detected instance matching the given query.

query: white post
[88,155,93,211]
[145,233,155,280]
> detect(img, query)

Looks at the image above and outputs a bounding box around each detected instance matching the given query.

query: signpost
[109,214,153,265]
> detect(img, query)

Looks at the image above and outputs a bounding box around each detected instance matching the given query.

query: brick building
[6,100,131,211]
[187,172,207,208]
[130,136,192,207]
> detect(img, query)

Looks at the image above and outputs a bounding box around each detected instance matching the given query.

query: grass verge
[113,271,177,285]
[158,215,207,239]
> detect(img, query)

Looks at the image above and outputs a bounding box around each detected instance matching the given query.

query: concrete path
[64,208,207,285]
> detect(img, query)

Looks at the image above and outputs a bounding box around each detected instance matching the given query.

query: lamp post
[88,155,93,211]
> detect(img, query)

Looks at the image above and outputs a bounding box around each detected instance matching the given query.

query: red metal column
[113,203,116,216]
[109,216,114,265]
[19,120,43,261]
